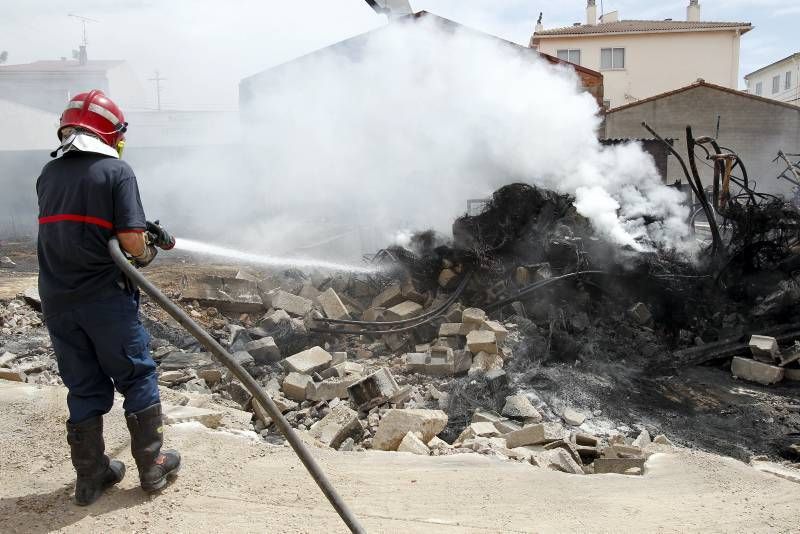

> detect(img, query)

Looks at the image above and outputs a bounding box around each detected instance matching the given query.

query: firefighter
[37,90,180,505]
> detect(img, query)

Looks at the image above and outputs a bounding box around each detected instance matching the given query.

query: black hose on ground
[108,238,366,534]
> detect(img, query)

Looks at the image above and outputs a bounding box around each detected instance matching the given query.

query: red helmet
[59,89,127,147]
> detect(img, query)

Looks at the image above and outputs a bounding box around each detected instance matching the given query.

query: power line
[148,70,167,111]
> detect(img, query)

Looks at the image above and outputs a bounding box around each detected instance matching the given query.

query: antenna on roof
[68,13,99,47]
[148,70,167,111]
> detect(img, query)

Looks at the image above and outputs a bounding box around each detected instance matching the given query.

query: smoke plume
[140,17,691,260]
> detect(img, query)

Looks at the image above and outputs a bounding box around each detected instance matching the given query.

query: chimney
[586,0,597,25]
[535,12,543,33]
[687,0,701,22]
[78,45,88,66]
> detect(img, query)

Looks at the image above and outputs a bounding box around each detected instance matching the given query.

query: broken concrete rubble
[243,337,281,364]
[501,394,541,421]
[749,335,781,363]
[505,423,563,448]
[562,407,586,427]
[267,290,313,317]
[594,457,646,475]
[282,372,313,402]
[372,409,448,451]
[162,405,224,429]
[309,404,361,449]
[466,330,498,354]
[282,346,332,375]
[385,300,423,321]
[348,368,400,410]
[731,356,784,385]
[317,287,350,320]
[397,432,430,455]
[306,375,360,401]
[180,277,264,314]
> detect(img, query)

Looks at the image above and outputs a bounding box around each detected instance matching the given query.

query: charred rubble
[2,136,800,475]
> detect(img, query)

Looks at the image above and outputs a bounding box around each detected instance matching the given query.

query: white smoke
[145,16,692,259]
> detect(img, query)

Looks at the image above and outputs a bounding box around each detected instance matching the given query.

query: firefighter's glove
[146,220,176,250]
[131,243,158,268]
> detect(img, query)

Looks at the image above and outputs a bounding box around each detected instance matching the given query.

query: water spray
[173,238,377,274]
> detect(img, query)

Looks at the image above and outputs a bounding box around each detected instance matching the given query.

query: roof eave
[534,25,752,39]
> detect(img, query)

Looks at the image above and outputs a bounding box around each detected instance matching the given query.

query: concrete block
[785,367,800,382]
[405,350,455,376]
[243,337,281,364]
[159,351,216,371]
[267,290,313,317]
[505,423,563,448]
[594,457,645,475]
[0,369,26,382]
[471,410,504,424]
[438,323,462,337]
[731,356,784,385]
[573,433,599,447]
[282,372,313,401]
[466,330,498,354]
[653,434,673,446]
[348,368,400,410]
[456,422,501,443]
[298,282,321,301]
[453,350,472,375]
[306,376,360,401]
[502,395,541,421]
[372,284,404,309]
[534,449,583,474]
[563,407,586,426]
[749,335,781,363]
[494,419,522,434]
[481,320,508,344]
[180,277,265,313]
[317,287,350,320]
[309,404,362,449]
[484,369,508,394]
[163,405,223,429]
[401,281,427,304]
[462,308,487,326]
[632,429,651,448]
[468,351,503,375]
[385,301,423,321]
[0,351,19,368]
[282,346,332,374]
[397,432,430,455]
[372,409,448,451]
[543,440,583,466]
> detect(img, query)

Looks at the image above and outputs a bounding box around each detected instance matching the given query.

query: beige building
[744,53,800,106]
[531,1,751,109]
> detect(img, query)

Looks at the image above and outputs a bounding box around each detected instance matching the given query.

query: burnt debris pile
[2,153,800,473]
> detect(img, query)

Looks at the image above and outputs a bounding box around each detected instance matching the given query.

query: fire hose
[108,238,366,534]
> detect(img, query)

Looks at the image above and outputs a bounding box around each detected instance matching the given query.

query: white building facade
[744,53,800,106]
[530,1,751,109]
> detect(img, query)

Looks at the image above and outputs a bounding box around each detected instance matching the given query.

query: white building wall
[745,56,800,105]
[535,30,742,109]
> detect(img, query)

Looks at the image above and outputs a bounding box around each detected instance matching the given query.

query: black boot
[66,416,126,506]
[125,403,181,492]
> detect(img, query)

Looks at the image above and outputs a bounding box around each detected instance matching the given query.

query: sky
[0,0,797,110]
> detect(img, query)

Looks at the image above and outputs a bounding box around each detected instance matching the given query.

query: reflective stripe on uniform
[39,214,113,229]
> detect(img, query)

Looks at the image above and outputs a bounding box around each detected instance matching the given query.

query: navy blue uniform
[37,151,160,423]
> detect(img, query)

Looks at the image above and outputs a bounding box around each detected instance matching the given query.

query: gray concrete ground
[0,380,797,533]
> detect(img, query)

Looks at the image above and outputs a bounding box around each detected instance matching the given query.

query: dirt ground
[0,381,797,534]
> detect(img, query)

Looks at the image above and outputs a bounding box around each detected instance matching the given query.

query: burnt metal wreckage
[308,128,800,458]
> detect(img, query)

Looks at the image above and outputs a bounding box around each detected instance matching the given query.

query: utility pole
[68,13,98,46]
[148,71,166,111]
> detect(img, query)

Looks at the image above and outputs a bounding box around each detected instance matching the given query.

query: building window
[773,75,780,94]
[556,49,581,65]
[786,71,793,90]
[601,48,625,69]
[755,81,762,95]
